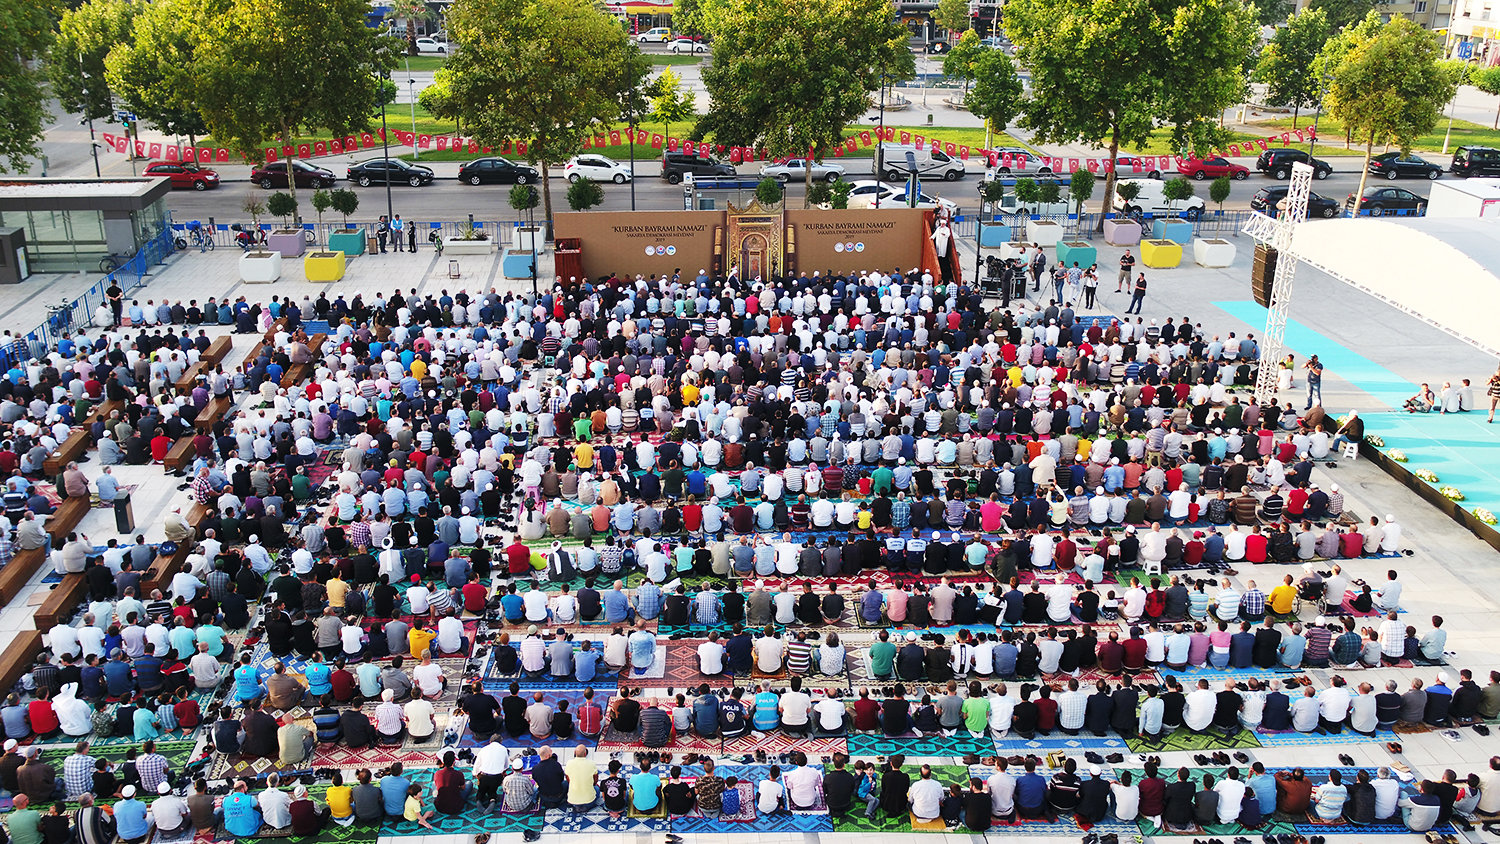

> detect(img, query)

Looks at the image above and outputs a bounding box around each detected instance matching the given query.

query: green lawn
[395,54,446,71]
[1254,114,1500,157]
[650,55,703,66]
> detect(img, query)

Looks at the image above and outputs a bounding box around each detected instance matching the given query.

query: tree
[1069,168,1095,218]
[329,188,359,228]
[829,179,852,209]
[966,48,1024,141]
[510,183,539,223]
[50,0,142,124]
[1326,14,1456,208]
[105,0,210,149]
[1253,9,1331,128]
[311,189,332,244]
[980,178,1006,219]
[1163,176,1195,215]
[1006,0,1256,231]
[807,181,833,206]
[1309,0,1374,31]
[754,177,784,206]
[387,0,434,56]
[566,176,605,211]
[695,0,914,205]
[942,31,985,95]
[439,0,647,234]
[1037,180,1062,207]
[417,70,457,132]
[1115,179,1142,210]
[673,0,706,37]
[1014,177,1040,208]
[1256,0,1292,26]
[1210,175,1232,211]
[649,69,696,141]
[933,0,972,38]
[0,0,56,173]
[1474,66,1500,129]
[267,192,298,228]
[1311,10,1380,147]
[242,193,266,232]
[193,0,396,212]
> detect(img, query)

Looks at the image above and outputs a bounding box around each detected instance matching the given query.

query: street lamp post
[975,183,984,287]
[406,56,419,162]
[528,194,538,296]
[80,54,100,178]
[381,72,395,227]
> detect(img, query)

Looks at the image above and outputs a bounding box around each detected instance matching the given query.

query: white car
[668,38,708,53]
[414,37,447,54]
[844,179,959,214]
[565,154,632,184]
[759,158,844,183]
[637,27,671,43]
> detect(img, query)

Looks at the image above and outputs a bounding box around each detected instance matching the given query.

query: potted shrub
[979,180,1011,245]
[311,189,333,249]
[446,221,496,256]
[326,189,366,256]
[754,177,785,208]
[566,177,605,212]
[829,180,852,210]
[265,191,305,257]
[1029,180,1064,247]
[1106,181,1143,245]
[1153,177,1196,243]
[509,183,542,252]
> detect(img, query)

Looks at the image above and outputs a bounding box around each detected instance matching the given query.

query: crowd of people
[0,262,1486,840]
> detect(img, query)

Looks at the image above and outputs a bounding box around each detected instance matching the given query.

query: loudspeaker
[1252,244,1278,307]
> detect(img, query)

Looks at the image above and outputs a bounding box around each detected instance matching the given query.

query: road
[156,162,1410,225]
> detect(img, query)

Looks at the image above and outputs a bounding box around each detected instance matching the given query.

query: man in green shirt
[8,794,43,844]
[870,465,895,496]
[573,416,592,443]
[868,630,897,680]
[961,694,990,737]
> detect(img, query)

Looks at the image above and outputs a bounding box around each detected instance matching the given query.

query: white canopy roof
[1288,216,1500,358]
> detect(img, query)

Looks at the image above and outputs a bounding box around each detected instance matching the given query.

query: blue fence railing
[21,220,177,362]
[169,219,524,249]
[957,209,1256,243]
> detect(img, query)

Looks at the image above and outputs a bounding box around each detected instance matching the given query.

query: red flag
[397,132,413,145]
[682,140,693,155]
[297,143,311,158]
[845,137,858,152]
[899,131,911,144]
[116,137,129,154]
[1293,129,1305,143]
[608,130,622,146]
[360,132,374,147]
[931,139,942,153]
[281,145,294,158]
[944,142,956,156]
[651,133,663,148]
[148,142,162,159]
[1086,158,1099,172]
[102,132,115,148]
[418,134,432,149]
[468,140,480,153]
[596,135,607,147]
[1001,152,1013,169]
[165,146,179,162]
[200,147,212,162]
[834,146,844,157]
[1160,156,1173,171]
[438,136,451,151]
[343,135,356,150]
[314,141,328,156]
[1102,159,1114,172]
[1065,158,1077,173]
[860,131,872,147]
[729,147,742,164]
[183,147,196,162]
[913,134,925,149]
[959,145,969,160]
[667,137,679,152]
[329,138,343,154]
[215,149,229,162]
[1305,127,1317,140]
[516,141,527,155]
[1229,144,1240,157]
[264,147,279,162]
[1280,132,1292,146]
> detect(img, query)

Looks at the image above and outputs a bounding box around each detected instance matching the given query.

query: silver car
[758,158,845,183]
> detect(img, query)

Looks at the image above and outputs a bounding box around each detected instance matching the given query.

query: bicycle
[99,252,133,274]
[175,222,216,252]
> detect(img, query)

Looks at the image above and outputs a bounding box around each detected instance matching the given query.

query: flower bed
[1440,487,1465,501]
[1388,449,1407,462]
[1414,468,1440,483]
[1474,508,1497,526]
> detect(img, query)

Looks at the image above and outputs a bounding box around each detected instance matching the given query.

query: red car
[1176,156,1250,181]
[144,161,220,191]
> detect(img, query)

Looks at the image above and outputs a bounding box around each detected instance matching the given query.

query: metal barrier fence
[21,221,178,362]
[961,209,1258,244]
[170,219,529,249]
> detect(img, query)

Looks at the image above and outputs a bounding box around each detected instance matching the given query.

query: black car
[1345,186,1427,216]
[457,157,540,186]
[250,160,338,189]
[1452,145,1500,177]
[1367,151,1442,180]
[1255,148,1332,180]
[347,159,435,187]
[660,151,736,184]
[1250,186,1341,218]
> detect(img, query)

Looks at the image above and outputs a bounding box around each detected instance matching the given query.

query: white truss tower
[1241,161,1314,405]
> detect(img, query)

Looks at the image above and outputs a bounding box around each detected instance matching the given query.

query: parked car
[1367,151,1441,180]
[414,37,447,54]
[668,38,707,53]
[457,157,539,185]
[1345,185,1427,216]
[636,27,671,42]
[926,40,950,54]
[845,179,959,214]
[988,146,1048,174]
[660,151,735,184]
[1255,148,1332,180]
[1451,145,1500,177]
[347,158,435,187]
[1176,156,1249,181]
[144,161,219,191]
[759,158,844,183]
[1111,156,1163,179]
[979,36,1009,49]
[251,160,337,189]
[1250,186,1341,218]
[565,155,632,184]
[875,143,966,181]
[1113,178,1207,219]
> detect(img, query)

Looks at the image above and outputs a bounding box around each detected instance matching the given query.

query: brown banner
[785,208,927,278]
[554,210,724,282]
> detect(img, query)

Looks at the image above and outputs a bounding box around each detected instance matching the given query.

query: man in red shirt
[1097,631,1126,674]
[506,536,532,576]
[576,688,604,738]
[1244,525,1269,563]
[1121,627,1149,672]
[852,688,881,732]
[462,574,489,614]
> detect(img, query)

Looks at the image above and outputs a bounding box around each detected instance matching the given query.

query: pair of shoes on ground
[1193,751,1235,766]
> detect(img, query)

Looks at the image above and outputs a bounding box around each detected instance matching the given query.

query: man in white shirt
[1183,680,1217,732]
[523,587,550,623]
[908,766,945,821]
[778,679,812,734]
[1317,677,1352,733]
[412,654,446,698]
[988,685,1017,738]
[785,762,824,810]
[987,762,1017,818]
[551,587,579,624]
[258,774,293,828]
[696,634,725,676]
[1045,576,1074,624]
[754,631,785,674]
[435,612,467,656]
[1213,770,1247,825]
[814,691,847,733]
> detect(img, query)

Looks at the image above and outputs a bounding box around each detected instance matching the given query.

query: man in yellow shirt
[408,622,438,660]
[325,772,355,825]
[1268,574,1298,616]
[575,442,595,471]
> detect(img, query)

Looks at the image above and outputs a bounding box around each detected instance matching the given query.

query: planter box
[999,241,1030,261]
[444,237,498,255]
[512,225,542,252]
[1103,218,1141,246]
[1055,241,1096,270]
[979,223,1012,247]
[239,250,282,284]
[266,230,305,258]
[1151,218,1193,245]
[1193,237,1237,268]
[502,248,535,279]
[304,251,346,282]
[327,229,367,257]
[1029,220,1063,248]
[1140,238,1182,269]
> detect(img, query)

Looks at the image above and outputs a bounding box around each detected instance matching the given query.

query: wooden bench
[195,396,233,432]
[33,573,87,633]
[43,430,91,477]
[141,544,191,597]
[203,335,233,367]
[164,437,197,472]
[279,332,327,388]
[0,631,44,694]
[82,398,124,429]
[45,497,90,547]
[175,361,209,395]
[0,547,46,605]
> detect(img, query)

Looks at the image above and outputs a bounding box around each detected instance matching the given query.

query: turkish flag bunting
[183,147,196,162]
[165,146,180,162]
[729,148,742,163]
[860,131,872,147]
[215,149,229,162]
[279,145,292,158]
[201,148,213,162]
[399,132,415,145]
[1002,153,1013,168]
[264,147,278,162]
[683,141,694,155]
[1086,159,1099,172]
[469,141,480,153]
[931,139,942,152]
[1305,127,1317,140]
[297,143,310,158]
[667,138,679,152]
[500,140,512,153]
[609,131,622,146]
[1102,159,1113,172]
[343,136,356,150]
[1280,133,1292,145]
[596,135,608,147]
[102,132,115,148]
[944,142,957,156]
[1229,144,1240,157]
[148,143,162,159]
[314,141,328,156]
[1293,129,1305,142]
[516,141,527,155]
[899,131,911,144]
[651,134,663,148]
[845,138,858,152]
[437,137,450,151]
[1159,156,1172,171]
[418,135,432,149]
[959,146,969,160]
[359,132,374,147]
[115,137,129,153]
[1131,159,1142,172]
[913,134,924,148]
[329,139,343,154]
[834,146,844,157]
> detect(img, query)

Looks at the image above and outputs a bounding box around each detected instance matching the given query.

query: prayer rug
[381,809,541,836]
[623,644,666,679]
[595,725,723,754]
[908,812,950,831]
[722,731,846,757]
[149,823,196,844]
[676,810,833,833]
[1122,725,1261,753]
[674,781,757,825]
[845,732,997,757]
[992,732,1131,753]
[627,799,668,819]
[37,739,198,771]
[542,808,668,833]
[661,641,737,690]
[1254,727,1397,747]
